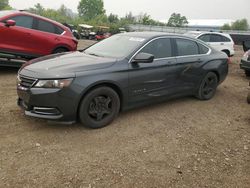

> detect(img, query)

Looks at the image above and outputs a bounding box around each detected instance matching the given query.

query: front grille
[19,76,37,88]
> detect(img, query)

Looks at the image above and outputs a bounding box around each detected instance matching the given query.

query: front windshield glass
[84,35,146,58]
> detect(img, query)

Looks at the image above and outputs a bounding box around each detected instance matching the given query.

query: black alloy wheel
[79,87,120,129]
[197,72,218,100]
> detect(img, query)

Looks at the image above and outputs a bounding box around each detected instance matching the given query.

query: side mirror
[243,41,250,52]
[5,20,16,27]
[133,52,154,63]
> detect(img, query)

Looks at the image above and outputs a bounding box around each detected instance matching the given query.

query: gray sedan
[17,32,228,128]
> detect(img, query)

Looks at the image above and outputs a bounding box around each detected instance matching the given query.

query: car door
[174,38,210,91]
[32,18,63,55]
[128,37,181,105]
[0,15,36,56]
[209,34,225,51]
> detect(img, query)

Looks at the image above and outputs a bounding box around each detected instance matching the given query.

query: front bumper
[17,85,80,122]
[240,59,250,71]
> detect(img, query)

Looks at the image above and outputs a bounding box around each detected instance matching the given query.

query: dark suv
[0,10,78,64]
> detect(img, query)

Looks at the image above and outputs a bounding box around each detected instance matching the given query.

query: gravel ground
[0,41,249,188]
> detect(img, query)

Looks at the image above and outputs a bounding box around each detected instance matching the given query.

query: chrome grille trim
[19,76,37,88]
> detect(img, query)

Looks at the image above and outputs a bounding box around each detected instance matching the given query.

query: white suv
[185,31,235,57]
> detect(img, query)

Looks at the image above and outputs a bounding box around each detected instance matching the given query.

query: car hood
[20,51,116,79]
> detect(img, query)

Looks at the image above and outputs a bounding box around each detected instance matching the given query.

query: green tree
[108,13,119,23]
[221,23,231,30]
[78,0,105,20]
[167,13,188,27]
[221,19,249,31]
[29,3,45,15]
[231,19,249,30]
[0,0,11,10]
[124,12,136,23]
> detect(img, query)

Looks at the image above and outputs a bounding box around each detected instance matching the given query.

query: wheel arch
[76,81,124,120]
[52,45,71,54]
[221,49,230,57]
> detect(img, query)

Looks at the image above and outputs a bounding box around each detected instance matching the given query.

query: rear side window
[198,43,209,54]
[176,38,199,56]
[9,15,33,29]
[210,34,223,42]
[198,34,210,42]
[37,19,56,34]
[221,35,231,42]
[140,38,172,59]
[55,26,64,35]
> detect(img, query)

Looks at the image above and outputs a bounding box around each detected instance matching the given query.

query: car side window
[221,35,231,42]
[37,19,56,34]
[198,34,210,42]
[210,34,222,42]
[55,26,64,35]
[176,38,199,56]
[198,43,209,54]
[140,38,172,59]
[8,15,33,29]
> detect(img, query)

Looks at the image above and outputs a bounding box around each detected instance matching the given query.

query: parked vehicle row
[17,32,229,128]
[0,10,78,64]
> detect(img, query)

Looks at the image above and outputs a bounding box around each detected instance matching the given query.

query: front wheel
[196,72,218,100]
[79,87,120,129]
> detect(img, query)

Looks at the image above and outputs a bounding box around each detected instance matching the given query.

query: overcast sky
[9,0,249,22]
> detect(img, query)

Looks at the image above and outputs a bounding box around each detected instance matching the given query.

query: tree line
[0,0,249,32]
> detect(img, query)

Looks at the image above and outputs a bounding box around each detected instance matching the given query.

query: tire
[245,70,250,77]
[53,47,68,54]
[196,72,218,100]
[79,87,120,129]
[247,92,250,104]
[222,50,230,57]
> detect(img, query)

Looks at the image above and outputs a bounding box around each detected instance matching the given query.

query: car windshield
[0,10,14,18]
[84,35,146,58]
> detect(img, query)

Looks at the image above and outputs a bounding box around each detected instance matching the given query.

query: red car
[0,10,78,61]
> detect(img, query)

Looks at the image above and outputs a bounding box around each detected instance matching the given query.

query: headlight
[34,78,73,89]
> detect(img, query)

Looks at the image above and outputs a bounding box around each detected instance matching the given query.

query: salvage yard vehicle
[0,10,78,66]
[95,26,111,40]
[185,31,235,57]
[79,24,96,40]
[240,50,250,76]
[17,32,229,129]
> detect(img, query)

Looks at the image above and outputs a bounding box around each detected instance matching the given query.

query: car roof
[117,31,189,40]
[1,10,67,30]
[186,31,231,38]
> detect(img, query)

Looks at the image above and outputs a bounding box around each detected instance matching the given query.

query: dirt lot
[0,41,249,188]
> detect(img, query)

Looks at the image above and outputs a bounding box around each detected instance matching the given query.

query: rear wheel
[79,87,120,129]
[53,47,68,54]
[245,70,250,77]
[196,72,218,100]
